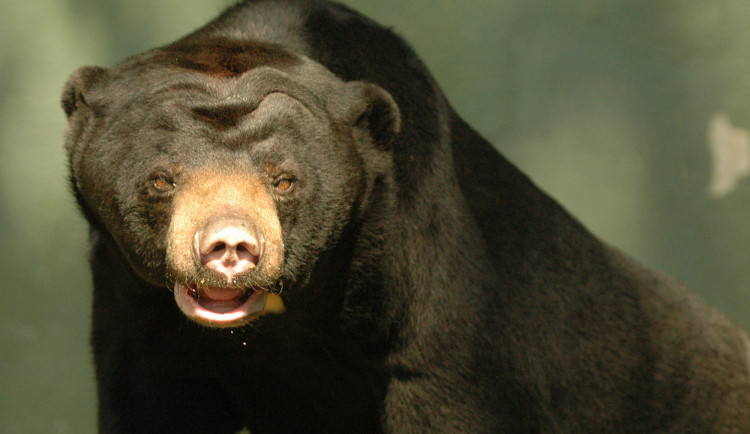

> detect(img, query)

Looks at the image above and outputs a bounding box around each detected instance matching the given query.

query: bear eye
[273,176,295,194]
[151,172,175,193]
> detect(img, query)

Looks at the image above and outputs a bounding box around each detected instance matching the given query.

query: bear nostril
[236,242,252,256]
[236,242,258,268]
[211,242,227,254]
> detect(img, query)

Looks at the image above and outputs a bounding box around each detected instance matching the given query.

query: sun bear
[62,0,750,432]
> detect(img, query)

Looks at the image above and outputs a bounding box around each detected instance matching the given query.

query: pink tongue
[202,287,244,301]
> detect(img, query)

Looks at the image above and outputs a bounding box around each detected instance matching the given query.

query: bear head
[61,37,400,327]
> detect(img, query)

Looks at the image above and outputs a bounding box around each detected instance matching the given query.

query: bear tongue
[202,287,245,301]
[196,287,249,313]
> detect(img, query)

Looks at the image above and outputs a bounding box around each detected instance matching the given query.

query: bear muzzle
[172,216,270,327]
[166,169,285,327]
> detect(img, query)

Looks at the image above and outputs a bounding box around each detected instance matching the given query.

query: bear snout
[166,169,285,324]
[195,217,263,285]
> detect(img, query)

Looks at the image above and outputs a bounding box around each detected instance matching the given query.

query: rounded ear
[344,82,401,151]
[61,66,108,118]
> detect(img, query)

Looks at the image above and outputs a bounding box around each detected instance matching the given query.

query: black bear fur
[62,1,750,432]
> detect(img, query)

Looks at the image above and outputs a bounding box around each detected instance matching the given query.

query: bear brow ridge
[148,37,300,77]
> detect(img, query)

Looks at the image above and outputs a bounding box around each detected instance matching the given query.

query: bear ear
[344,82,401,151]
[61,66,108,119]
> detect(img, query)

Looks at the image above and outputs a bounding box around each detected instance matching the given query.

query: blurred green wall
[2,1,750,432]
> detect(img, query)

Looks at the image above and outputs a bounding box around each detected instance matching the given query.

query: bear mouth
[173,282,268,327]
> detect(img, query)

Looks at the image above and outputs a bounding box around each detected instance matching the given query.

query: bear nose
[195,217,262,284]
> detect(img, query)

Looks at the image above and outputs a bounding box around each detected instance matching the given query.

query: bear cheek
[165,169,284,286]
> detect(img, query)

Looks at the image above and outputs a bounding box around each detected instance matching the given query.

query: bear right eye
[151,172,175,193]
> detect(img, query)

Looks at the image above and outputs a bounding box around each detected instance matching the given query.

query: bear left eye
[273,176,295,194]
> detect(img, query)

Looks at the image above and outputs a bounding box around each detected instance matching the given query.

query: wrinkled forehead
[105,37,347,135]
[117,36,343,101]
[142,36,301,77]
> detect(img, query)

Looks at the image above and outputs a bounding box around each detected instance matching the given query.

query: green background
[3,1,750,432]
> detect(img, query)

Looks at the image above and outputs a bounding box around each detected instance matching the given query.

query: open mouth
[174,282,268,327]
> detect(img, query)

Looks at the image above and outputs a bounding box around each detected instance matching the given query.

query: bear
[61,0,750,432]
